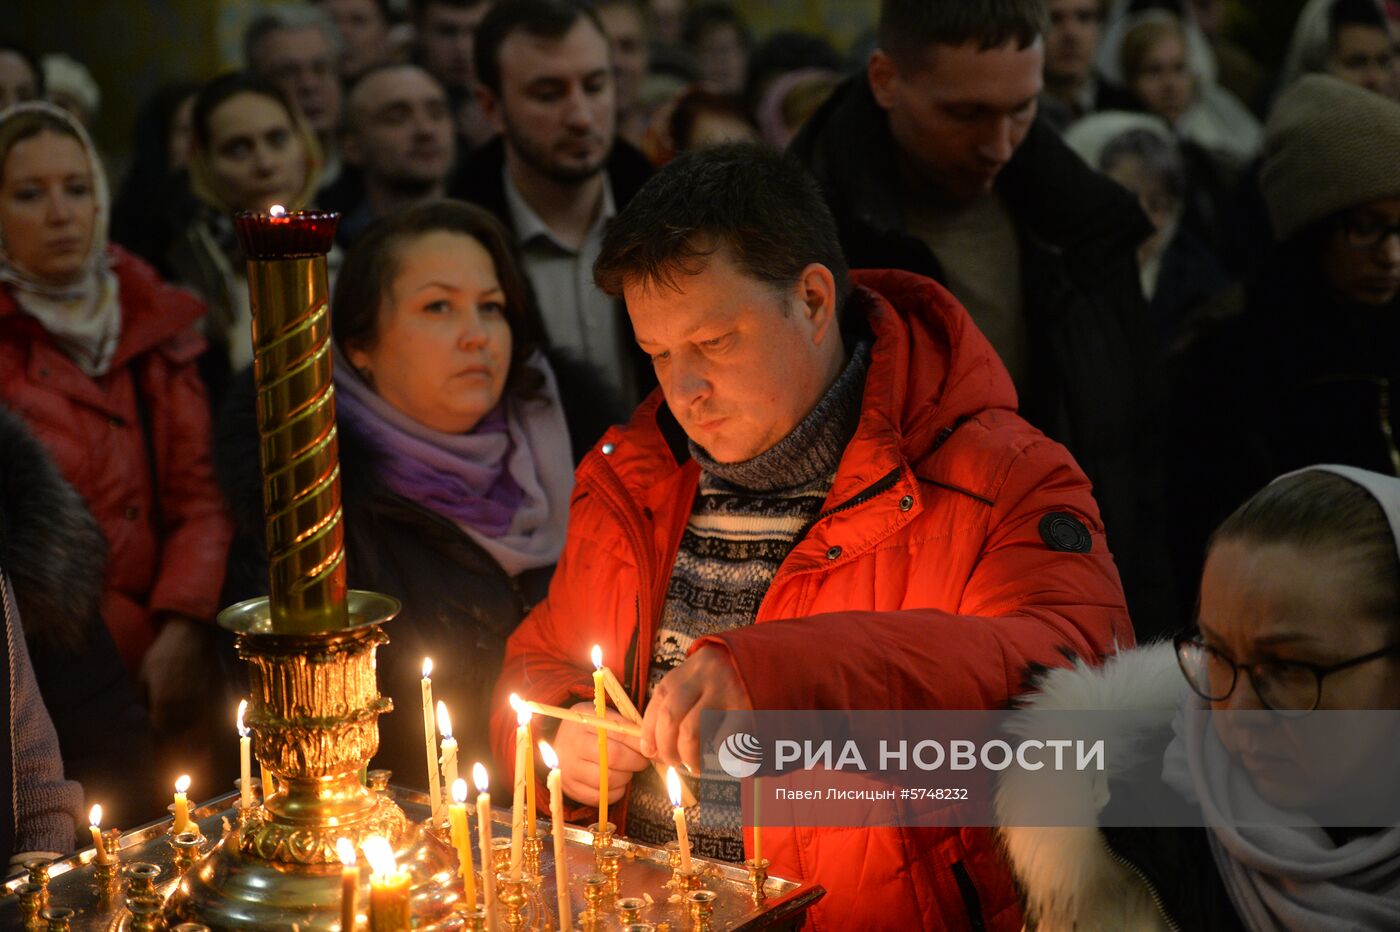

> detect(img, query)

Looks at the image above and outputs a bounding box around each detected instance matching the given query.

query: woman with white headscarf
[0,102,233,758]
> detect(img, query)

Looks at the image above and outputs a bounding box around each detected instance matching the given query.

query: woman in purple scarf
[218,201,622,785]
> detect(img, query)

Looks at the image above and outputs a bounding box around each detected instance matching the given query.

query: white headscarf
[0,102,121,376]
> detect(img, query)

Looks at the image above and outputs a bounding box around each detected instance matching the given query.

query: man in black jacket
[790,0,1175,639]
[451,0,653,409]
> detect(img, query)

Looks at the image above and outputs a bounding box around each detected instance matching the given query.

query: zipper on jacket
[1103,838,1183,932]
[793,466,904,544]
[949,860,987,932]
[3,573,18,831]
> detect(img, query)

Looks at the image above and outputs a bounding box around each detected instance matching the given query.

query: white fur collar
[997,643,1183,931]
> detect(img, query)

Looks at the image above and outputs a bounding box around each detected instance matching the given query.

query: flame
[517,704,532,728]
[436,701,452,740]
[237,699,249,738]
[336,837,356,867]
[473,762,489,793]
[452,778,468,804]
[269,204,287,217]
[89,804,102,828]
[422,657,433,679]
[591,645,603,670]
[175,774,191,794]
[667,767,683,808]
[508,692,523,713]
[361,835,395,878]
[539,740,559,771]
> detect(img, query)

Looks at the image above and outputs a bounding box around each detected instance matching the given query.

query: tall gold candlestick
[232,204,349,633]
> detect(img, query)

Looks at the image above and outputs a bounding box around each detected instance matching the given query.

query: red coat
[0,247,232,672]
[492,269,1135,931]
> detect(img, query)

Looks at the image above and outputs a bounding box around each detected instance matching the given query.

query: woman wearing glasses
[1000,464,1400,931]
[1169,74,1400,610]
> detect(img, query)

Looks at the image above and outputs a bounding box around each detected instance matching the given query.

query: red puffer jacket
[492,269,1135,931]
[0,247,232,672]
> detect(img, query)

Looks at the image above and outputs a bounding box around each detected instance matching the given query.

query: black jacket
[217,353,620,787]
[1167,251,1400,598]
[790,76,1176,640]
[0,407,160,828]
[450,137,657,405]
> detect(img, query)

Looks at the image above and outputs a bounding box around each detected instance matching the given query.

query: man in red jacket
[492,144,1134,931]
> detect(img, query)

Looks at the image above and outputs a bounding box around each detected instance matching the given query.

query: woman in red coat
[0,102,232,745]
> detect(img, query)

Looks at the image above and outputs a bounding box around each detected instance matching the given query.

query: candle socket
[672,866,705,894]
[596,847,623,897]
[126,893,167,932]
[494,874,529,930]
[687,889,718,931]
[16,882,44,924]
[23,857,53,888]
[616,896,646,922]
[579,872,608,919]
[490,836,513,876]
[94,859,121,891]
[521,833,544,878]
[170,832,207,875]
[745,857,771,902]
[663,840,683,872]
[455,905,487,931]
[424,815,453,846]
[40,905,74,931]
[587,821,615,852]
[125,862,163,899]
[367,770,393,796]
[622,924,658,932]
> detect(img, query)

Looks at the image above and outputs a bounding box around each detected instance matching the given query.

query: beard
[501,111,611,185]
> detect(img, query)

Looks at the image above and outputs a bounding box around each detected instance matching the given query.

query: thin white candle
[474,763,499,932]
[237,700,253,810]
[437,701,459,792]
[422,658,442,823]
[668,767,691,872]
[539,741,571,931]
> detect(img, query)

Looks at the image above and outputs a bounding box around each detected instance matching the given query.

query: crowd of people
[1,0,1399,928]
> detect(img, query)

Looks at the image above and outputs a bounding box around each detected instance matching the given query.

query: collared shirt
[503,168,635,403]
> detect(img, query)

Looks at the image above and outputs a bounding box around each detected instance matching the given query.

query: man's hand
[554,703,650,805]
[138,616,209,734]
[641,646,752,774]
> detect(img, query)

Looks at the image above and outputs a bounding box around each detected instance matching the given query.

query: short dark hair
[412,0,491,18]
[681,2,749,48]
[877,0,1047,69]
[0,39,44,97]
[594,143,850,306]
[191,71,299,152]
[332,200,548,399]
[1331,0,1388,40]
[1211,470,1400,627]
[473,0,608,96]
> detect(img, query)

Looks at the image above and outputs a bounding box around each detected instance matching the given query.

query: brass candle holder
[491,836,514,877]
[522,833,544,878]
[455,905,487,931]
[39,905,74,931]
[126,894,165,932]
[688,889,718,930]
[16,882,44,925]
[744,858,770,902]
[125,862,162,899]
[597,847,623,897]
[673,866,706,894]
[616,895,646,922]
[170,832,206,876]
[579,872,609,920]
[23,857,52,889]
[589,821,615,853]
[495,873,530,929]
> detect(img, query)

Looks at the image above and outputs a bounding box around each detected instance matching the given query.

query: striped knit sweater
[625,342,870,859]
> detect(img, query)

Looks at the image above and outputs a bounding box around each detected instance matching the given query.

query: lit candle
[364,835,410,932]
[336,837,359,932]
[437,701,459,793]
[422,658,442,823]
[473,763,499,931]
[88,805,113,865]
[448,779,477,909]
[509,702,530,881]
[173,775,192,834]
[508,694,537,840]
[591,645,608,831]
[237,700,253,810]
[668,767,691,873]
[539,741,571,931]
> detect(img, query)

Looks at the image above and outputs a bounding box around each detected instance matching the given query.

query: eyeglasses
[1340,218,1400,250]
[1174,633,1400,716]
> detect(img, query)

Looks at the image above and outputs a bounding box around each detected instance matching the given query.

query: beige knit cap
[1260,74,1400,242]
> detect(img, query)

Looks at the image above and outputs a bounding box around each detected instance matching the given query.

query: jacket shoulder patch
[1039,512,1091,553]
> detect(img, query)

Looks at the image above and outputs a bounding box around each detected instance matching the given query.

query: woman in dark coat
[219,200,621,789]
[1168,75,1400,595]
